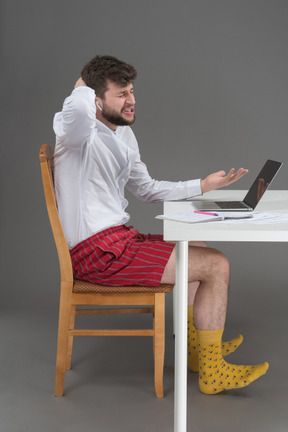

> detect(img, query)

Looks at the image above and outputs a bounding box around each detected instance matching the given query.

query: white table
[163,190,288,432]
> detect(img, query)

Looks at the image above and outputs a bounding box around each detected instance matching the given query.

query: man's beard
[101,103,136,127]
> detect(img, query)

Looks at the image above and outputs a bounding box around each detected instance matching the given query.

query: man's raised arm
[53,79,96,149]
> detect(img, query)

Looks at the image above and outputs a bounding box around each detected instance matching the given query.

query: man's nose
[127,93,135,105]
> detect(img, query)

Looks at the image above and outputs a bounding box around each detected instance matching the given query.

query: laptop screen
[244,159,282,208]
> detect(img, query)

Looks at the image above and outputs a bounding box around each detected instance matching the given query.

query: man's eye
[118,90,133,97]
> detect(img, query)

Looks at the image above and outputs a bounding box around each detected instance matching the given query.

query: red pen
[194,210,219,216]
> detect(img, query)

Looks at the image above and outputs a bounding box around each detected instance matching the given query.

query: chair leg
[153,293,165,398]
[66,305,76,370]
[55,283,72,396]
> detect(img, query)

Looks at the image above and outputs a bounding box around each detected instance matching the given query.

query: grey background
[1,1,288,431]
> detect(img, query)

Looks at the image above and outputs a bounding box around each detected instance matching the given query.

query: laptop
[192,159,283,212]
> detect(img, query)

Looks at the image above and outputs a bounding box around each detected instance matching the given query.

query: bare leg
[161,245,229,330]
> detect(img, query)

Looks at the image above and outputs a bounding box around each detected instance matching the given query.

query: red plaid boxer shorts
[70,225,175,286]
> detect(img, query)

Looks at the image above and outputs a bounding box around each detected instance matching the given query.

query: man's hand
[201,168,248,194]
[74,77,87,88]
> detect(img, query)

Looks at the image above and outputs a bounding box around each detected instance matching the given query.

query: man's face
[97,80,136,130]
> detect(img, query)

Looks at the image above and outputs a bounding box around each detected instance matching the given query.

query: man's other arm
[126,157,248,202]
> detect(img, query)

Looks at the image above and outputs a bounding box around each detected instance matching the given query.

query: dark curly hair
[81,55,137,99]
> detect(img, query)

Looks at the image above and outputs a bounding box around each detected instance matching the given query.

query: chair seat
[73,279,174,294]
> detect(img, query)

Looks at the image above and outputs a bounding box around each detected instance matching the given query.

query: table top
[163,190,288,242]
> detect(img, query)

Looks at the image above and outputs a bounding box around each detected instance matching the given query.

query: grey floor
[1,243,288,432]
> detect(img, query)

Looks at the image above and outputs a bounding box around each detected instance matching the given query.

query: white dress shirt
[53,86,202,249]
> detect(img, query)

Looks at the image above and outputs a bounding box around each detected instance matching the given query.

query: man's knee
[208,248,230,279]
[188,246,230,281]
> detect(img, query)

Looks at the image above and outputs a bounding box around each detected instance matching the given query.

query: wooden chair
[39,144,173,397]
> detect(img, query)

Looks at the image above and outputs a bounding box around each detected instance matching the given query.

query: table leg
[174,241,188,432]
[173,284,177,336]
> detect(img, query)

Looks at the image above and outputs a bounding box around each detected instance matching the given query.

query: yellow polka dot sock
[188,306,243,372]
[197,328,269,394]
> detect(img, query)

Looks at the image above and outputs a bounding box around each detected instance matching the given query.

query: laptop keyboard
[216,201,248,209]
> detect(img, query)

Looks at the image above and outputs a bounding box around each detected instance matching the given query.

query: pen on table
[194,210,219,216]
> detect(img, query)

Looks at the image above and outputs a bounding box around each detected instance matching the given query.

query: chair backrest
[39,144,73,283]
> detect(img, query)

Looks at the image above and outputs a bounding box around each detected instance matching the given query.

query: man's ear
[95,97,103,111]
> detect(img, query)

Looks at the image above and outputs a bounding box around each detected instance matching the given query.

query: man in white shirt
[54,55,268,394]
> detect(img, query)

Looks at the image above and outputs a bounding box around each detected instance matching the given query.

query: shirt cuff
[185,179,203,199]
